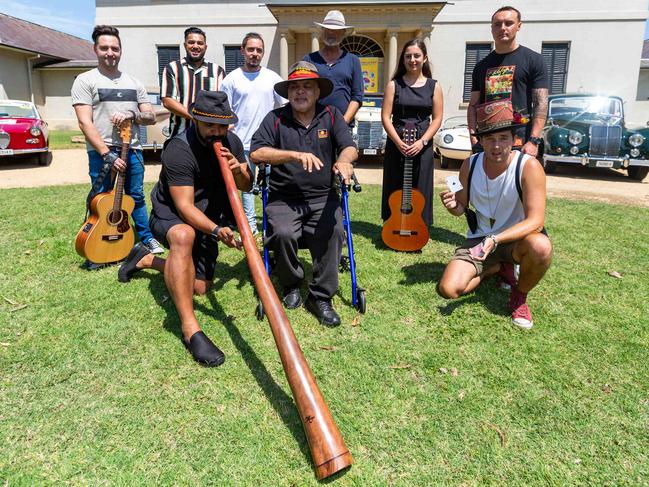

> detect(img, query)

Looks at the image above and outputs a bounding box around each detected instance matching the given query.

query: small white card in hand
[446,175,463,193]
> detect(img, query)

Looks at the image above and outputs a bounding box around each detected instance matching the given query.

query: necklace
[484,153,512,228]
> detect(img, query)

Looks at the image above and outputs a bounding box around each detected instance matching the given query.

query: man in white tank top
[438,100,552,329]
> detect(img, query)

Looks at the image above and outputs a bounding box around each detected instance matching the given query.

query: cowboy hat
[314,10,354,35]
[274,61,334,99]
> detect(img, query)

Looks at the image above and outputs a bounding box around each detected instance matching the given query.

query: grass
[1,183,648,485]
[48,130,84,150]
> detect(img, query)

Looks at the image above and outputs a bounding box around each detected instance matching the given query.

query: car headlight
[628,133,645,147]
[568,131,583,145]
[30,126,42,137]
[443,134,454,144]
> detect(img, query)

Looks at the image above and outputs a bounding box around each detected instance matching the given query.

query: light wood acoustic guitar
[75,122,135,264]
[381,121,429,251]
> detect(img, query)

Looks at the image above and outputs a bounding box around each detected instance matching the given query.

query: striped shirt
[160,57,225,137]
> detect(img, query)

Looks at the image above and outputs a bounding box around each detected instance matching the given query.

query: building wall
[37,69,89,129]
[0,47,31,101]
[432,0,648,122]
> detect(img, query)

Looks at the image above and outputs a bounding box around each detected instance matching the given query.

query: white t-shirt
[71,68,149,150]
[221,67,286,150]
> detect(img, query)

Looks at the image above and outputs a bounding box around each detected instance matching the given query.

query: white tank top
[467,150,529,239]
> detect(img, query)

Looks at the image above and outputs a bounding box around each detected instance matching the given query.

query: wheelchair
[252,164,366,321]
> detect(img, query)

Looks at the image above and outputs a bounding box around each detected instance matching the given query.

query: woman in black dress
[381,38,443,226]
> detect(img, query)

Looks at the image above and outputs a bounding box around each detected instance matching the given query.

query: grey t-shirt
[71,68,149,150]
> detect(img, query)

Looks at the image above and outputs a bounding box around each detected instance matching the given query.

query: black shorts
[149,213,219,281]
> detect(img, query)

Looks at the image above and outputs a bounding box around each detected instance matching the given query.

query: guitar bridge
[393,230,418,236]
[102,235,124,241]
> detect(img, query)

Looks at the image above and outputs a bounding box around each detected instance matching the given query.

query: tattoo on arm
[532,88,549,125]
[136,111,156,126]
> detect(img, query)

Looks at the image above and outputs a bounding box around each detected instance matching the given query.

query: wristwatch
[421,138,429,146]
[211,225,221,241]
[485,234,498,252]
[529,136,543,146]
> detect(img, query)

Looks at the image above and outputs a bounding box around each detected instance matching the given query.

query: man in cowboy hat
[250,61,357,326]
[438,99,552,330]
[304,10,363,126]
[118,90,252,366]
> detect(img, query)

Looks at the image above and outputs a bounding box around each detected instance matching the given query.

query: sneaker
[497,262,518,290]
[144,238,165,255]
[508,287,533,330]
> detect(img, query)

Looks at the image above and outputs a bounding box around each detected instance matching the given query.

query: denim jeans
[241,150,258,234]
[88,148,154,244]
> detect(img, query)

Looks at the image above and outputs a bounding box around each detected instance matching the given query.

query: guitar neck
[112,140,130,211]
[402,156,414,206]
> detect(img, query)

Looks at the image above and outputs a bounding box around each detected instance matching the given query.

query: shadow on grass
[349,219,465,250]
[136,258,313,467]
[399,261,509,318]
[202,295,314,469]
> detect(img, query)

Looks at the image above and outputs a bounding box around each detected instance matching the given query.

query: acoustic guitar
[381,121,429,251]
[75,122,135,264]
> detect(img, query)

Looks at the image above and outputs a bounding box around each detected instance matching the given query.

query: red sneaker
[508,287,533,329]
[497,262,518,290]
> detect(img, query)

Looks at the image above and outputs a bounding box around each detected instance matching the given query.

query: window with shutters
[463,43,492,102]
[224,46,244,75]
[542,42,570,95]
[157,46,180,88]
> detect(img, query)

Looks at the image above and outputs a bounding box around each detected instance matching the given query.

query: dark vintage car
[0,100,50,165]
[542,94,649,180]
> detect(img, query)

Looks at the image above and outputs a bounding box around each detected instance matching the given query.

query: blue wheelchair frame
[253,165,366,320]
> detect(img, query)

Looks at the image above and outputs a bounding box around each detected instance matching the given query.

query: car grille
[589,125,622,157]
[357,121,384,149]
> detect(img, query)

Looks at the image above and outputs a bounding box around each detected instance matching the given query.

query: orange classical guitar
[381,121,429,251]
[75,122,135,264]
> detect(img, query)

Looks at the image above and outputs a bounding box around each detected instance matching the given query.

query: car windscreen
[549,97,622,119]
[441,116,467,130]
[0,103,37,118]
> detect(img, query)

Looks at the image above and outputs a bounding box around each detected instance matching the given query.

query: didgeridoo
[212,141,352,479]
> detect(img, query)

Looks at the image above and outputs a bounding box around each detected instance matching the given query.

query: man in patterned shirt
[161,27,226,138]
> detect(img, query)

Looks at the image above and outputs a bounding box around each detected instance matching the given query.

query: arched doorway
[341,35,384,95]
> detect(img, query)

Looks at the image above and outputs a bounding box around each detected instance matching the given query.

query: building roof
[0,13,95,67]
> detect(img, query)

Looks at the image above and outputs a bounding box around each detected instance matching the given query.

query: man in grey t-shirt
[72,25,163,265]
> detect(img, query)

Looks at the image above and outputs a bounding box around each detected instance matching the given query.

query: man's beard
[187,50,205,62]
[322,37,340,47]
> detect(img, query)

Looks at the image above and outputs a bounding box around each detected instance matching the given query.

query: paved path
[1,149,648,207]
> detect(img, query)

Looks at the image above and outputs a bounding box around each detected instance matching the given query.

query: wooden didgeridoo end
[315,451,353,480]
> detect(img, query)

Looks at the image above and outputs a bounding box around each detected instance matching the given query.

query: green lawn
[1,184,648,485]
[48,130,84,150]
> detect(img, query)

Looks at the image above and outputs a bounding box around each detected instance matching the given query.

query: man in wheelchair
[250,61,357,326]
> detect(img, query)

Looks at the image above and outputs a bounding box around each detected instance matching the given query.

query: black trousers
[266,197,343,300]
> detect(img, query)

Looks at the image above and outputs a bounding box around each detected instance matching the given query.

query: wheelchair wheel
[356,288,366,314]
[255,299,264,321]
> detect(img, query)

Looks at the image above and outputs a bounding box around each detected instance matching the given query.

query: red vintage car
[0,100,50,165]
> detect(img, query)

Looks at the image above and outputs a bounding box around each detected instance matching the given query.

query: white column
[280,31,289,79]
[311,29,320,53]
[386,30,399,80]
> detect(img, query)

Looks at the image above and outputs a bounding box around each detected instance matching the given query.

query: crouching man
[438,100,552,329]
[118,91,252,365]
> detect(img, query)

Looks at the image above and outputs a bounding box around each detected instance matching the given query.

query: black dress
[381,77,436,226]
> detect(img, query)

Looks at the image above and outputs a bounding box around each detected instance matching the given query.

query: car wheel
[37,151,52,166]
[439,154,449,169]
[628,166,649,181]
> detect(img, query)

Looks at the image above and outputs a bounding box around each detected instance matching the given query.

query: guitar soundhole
[400,204,413,215]
[108,210,123,225]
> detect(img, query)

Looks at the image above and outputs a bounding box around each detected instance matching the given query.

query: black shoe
[118,242,150,283]
[182,331,225,367]
[282,286,303,309]
[305,296,341,327]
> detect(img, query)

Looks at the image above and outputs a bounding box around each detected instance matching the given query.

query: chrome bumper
[543,154,649,168]
[0,147,49,156]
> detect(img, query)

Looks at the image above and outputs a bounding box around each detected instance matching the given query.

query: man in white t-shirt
[438,100,552,330]
[221,32,285,236]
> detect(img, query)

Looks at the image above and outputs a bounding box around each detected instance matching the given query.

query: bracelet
[485,234,498,252]
[211,225,221,240]
[127,109,138,121]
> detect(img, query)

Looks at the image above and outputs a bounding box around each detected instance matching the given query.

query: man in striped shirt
[161,27,226,138]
